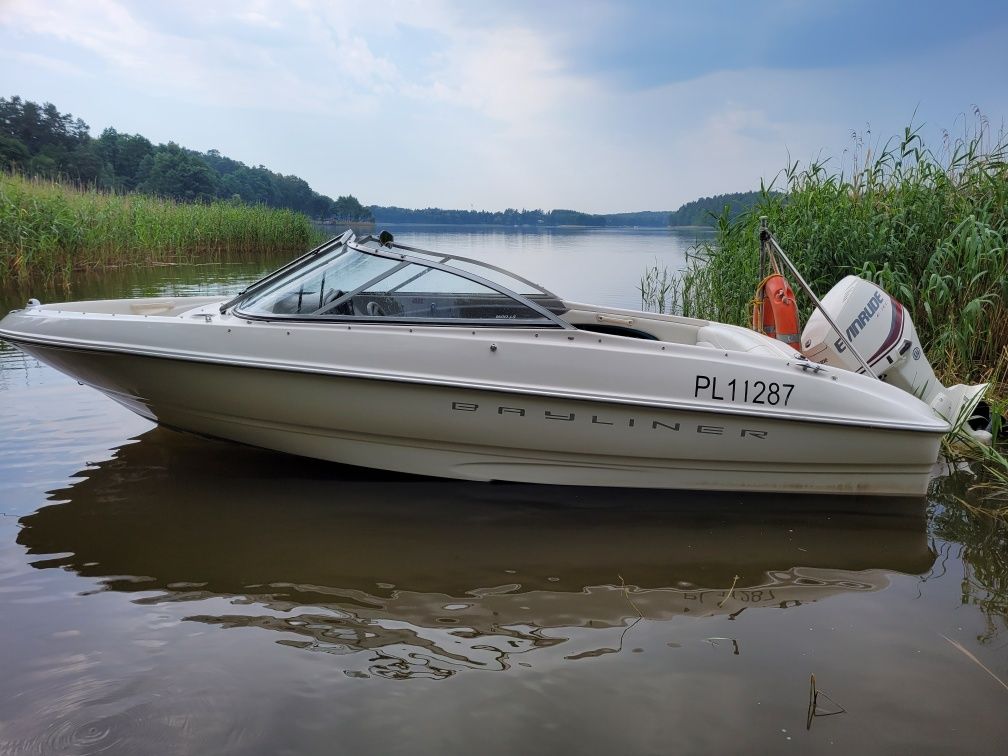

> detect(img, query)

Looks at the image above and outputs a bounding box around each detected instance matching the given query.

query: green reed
[646,113,1007,384]
[0,173,325,282]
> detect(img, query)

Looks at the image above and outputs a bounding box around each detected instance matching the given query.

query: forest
[0,96,372,222]
[369,208,683,227]
[667,191,769,226]
[371,198,765,228]
[370,206,609,227]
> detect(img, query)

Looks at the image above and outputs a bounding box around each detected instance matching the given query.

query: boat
[0,227,991,496]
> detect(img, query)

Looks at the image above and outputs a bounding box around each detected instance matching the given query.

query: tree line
[371,197,771,228]
[0,96,372,221]
[667,191,769,226]
[370,206,610,227]
[371,208,694,227]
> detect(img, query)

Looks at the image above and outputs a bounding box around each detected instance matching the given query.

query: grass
[0,172,325,282]
[641,111,1008,505]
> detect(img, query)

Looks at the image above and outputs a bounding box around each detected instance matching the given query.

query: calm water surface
[1,227,1006,754]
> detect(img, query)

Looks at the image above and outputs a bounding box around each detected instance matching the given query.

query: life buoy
[751,273,801,349]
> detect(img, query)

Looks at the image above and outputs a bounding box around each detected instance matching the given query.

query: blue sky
[2,0,1006,212]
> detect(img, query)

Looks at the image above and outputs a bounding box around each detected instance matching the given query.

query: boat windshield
[233,234,569,326]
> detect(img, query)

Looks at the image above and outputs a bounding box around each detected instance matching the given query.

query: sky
[1,0,1007,213]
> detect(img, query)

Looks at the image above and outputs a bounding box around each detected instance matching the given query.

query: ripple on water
[1,666,264,756]
[2,701,207,756]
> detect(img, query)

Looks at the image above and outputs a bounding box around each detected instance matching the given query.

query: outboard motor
[800,276,992,441]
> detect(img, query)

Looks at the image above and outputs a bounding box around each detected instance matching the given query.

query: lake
[1,226,1006,754]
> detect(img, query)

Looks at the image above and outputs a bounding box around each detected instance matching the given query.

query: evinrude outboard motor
[801,276,993,442]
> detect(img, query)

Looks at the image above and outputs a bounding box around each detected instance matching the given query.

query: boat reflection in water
[19,429,936,680]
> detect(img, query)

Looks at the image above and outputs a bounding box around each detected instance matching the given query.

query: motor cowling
[800,276,989,437]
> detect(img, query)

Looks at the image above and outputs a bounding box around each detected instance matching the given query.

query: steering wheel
[365,301,386,317]
[320,289,352,315]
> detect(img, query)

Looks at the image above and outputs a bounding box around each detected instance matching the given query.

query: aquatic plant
[643,111,1008,385]
[0,172,325,282]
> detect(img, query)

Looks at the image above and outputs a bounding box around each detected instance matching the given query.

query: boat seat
[696,323,795,358]
[561,307,701,344]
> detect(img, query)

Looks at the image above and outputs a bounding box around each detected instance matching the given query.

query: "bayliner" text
[451,401,769,438]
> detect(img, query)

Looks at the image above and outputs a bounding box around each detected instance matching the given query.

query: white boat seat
[695,323,796,358]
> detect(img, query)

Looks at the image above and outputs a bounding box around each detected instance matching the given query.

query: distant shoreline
[319,221,715,231]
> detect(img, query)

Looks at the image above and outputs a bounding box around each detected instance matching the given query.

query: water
[378,225,710,309]
[1,227,1006,754]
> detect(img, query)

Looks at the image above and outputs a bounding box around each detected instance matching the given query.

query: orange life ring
[751,273,801,349]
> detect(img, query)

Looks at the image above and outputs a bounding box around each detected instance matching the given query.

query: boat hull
[11,339,943,496]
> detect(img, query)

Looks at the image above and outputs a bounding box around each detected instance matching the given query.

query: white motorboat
[0,228,990,496]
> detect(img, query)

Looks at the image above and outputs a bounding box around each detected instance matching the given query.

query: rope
[750,273,778,332]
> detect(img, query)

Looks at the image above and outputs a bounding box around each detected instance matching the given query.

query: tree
[67,141,109,184]
[0,135,29,169]
[97,128,154,190]
[332,194,372,221]
[28,153,57,177]
[668,191,773,227]
[218,165,276,206]
[274,174,314,214]
[136,143,218,202]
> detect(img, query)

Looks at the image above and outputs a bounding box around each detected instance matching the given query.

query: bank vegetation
[0,173,323,281]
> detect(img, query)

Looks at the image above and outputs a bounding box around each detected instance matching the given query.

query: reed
[644,113,1008,385]
[0,173,325,282]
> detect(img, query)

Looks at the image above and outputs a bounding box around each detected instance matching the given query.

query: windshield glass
[443,259,545,296]
[355,238,553,297]
[237,246,400,317]
[235,243,563,323]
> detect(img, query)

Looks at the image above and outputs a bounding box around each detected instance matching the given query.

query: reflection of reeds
[929,475,1008,641]
[942,430,1008,510]
[0,173,324,282]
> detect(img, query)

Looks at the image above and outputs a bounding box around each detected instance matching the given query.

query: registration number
[695,376,795,407]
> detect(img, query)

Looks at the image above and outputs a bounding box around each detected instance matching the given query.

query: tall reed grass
[644,113,1007,385]
[0,173,324,282]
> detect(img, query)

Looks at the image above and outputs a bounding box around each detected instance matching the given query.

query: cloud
[412,27,594,129]
[0,49,91,80]
[2,0,1007,211]
[0,0,404,113]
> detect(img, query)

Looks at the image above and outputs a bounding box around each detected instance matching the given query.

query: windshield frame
[218,229,353,315]
[228,232,573,329]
